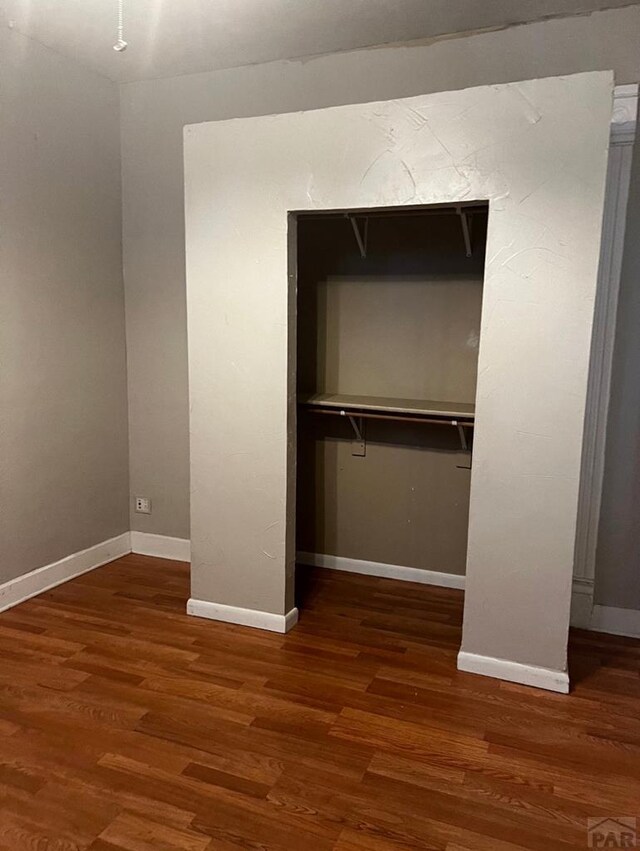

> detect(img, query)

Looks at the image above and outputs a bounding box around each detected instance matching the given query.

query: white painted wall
[184,73,612,689]
[120,7,640,616]
[0,28,129,582]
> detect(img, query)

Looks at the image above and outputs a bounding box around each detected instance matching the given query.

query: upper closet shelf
[300,393,475,421]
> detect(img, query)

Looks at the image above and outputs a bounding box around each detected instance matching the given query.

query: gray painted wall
[0,29,129,583]
[596,139,640,609]
[120,6,640,606]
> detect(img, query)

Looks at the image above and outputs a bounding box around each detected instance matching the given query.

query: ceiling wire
[113,0,128,52]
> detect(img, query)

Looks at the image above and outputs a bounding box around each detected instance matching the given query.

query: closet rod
[309,408,474,428]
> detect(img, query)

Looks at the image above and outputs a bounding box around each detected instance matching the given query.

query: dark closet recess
[294,203,488,576]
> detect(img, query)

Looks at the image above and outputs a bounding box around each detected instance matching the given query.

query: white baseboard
[457,650,570,694]
[298,554,638,643]
[297,551,465,590]
[569,579,640,639]
[0,532,131,614]
[130,532,190,561]
[187,598,298,633]
[589,604,640,638]
[3,531,634,652]
[570,578,595,629]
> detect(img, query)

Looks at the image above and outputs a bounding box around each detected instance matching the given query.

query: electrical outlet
[135,496,152,514]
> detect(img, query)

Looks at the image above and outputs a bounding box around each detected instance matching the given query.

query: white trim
[457,650,569,694]
[571,583,640,638]
[611,83,639,142]
[1,533,633,645]
[297,551,465,590]
[297,555,640,641]
[570,577,595,629]
[130,532,190,561]
[187,598,298,633]
[299,558,609,636]
[573,83,637,597]
[589,605,640,639]
[0,533,131,614]
[301,554,598,618]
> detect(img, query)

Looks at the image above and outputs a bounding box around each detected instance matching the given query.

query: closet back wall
[296,214,486,574]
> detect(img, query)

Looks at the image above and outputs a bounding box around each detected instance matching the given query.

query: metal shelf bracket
[454,419,472,469]
[456,421,468,452]
[346,215,369,259]
[456,206,473,258]
[340,410,366,456]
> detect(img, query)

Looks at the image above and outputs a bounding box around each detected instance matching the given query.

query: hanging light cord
[113,0,128,52]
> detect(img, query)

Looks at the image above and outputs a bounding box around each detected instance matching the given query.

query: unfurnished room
[2,1,640,849]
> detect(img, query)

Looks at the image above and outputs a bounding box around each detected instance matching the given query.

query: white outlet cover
[135,497,152,514]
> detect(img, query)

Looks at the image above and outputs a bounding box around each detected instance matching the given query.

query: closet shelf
[299,393,475,422]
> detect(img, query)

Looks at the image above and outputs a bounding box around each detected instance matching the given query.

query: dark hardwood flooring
[0,554,638,850]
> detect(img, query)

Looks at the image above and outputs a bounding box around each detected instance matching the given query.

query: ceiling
[1,0,638,83]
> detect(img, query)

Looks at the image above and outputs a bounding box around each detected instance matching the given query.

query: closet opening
[292,202,489,622]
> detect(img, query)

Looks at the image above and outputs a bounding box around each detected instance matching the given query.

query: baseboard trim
[130,532,190,561]
[299,556,640,640]
[589,604,640,639]
[0,532,131,614]
[187,598,298,633]
[569,580,640,639]
[4,532,633,648]
[570,577,595,629]
[297,551,465,590]
[457,650,570,694]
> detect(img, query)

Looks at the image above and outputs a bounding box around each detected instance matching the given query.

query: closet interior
[295,203,489,580]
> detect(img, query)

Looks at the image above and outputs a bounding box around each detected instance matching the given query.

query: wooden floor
[0,557,638,850]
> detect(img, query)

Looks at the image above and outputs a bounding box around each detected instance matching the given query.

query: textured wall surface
[184,73,612,679]
[0,29,129,582]
[120,6,640,546]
